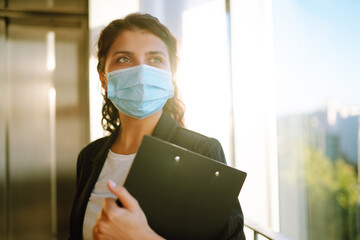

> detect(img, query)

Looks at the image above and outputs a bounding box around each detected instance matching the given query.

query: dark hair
[97,13,185,133]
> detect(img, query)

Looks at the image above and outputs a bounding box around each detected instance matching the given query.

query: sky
[272,0,360,116]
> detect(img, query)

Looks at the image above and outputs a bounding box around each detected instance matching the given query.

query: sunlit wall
[89,0,139,140]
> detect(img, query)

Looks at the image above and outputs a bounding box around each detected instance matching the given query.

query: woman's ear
[99,72,108,91]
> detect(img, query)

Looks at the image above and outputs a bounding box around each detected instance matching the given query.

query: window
[88,1,360,239]
[273,1,360,239]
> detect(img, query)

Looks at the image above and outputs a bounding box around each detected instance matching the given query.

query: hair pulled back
[97,13,185,133]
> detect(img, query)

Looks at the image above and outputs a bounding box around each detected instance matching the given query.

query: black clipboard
[123,135,247,240]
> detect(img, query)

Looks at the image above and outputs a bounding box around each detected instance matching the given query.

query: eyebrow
[111,50,168,57]
[147,51,168,57]
[111,50,133,57]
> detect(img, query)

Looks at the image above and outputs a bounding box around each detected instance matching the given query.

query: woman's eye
[117,56,130,63]
[150,57,162,63]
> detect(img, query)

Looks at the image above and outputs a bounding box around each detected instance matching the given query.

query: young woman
[70,13,245,240]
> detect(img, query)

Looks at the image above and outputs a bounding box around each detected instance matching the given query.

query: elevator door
[0,17,6,240]
[0,17,89,239]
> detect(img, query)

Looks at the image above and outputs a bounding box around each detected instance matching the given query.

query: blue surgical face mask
[107,64,174,119]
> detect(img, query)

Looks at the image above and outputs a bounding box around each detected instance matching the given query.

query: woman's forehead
[109,29,169,55]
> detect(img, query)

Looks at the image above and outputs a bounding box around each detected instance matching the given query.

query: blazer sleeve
[197,138,246,240]
[75,149,85,190]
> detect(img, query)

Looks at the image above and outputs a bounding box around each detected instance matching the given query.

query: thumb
[107,180,141,213]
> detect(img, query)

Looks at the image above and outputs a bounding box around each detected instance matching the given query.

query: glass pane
[230,0,279,229]
[177,0,233,163]
[7,23,88,239]
[273,1,360,240]
[8,0,87,13]
[0,18,6,240]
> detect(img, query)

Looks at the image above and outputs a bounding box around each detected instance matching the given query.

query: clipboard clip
[116,198,123,207]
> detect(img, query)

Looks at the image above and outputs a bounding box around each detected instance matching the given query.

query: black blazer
[70,112,245,240]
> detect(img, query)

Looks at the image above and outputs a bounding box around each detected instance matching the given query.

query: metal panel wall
[8,0,87,13]
[0,17,7,240]
[0,6,89,238]
[5,20,89,239]
[8,23,53,239]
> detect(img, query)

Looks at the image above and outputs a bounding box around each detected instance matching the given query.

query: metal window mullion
[225,0,236,167]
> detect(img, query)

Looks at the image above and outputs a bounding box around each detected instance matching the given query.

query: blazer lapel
[152,111,178,141]
[83,128,118,193]
[76,129,119,235]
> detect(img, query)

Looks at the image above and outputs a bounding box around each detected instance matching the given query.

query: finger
[92,225,99,239]
[97,206,110,221]
[92,221,105,240]
[107,180,140,213]
[92,224,108,240]
[101,197,126,219]
[93,212,113,239]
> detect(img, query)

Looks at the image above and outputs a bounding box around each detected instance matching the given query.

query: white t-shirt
[82,150,136,240]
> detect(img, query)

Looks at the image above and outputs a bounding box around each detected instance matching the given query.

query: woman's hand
[93,180,165,240]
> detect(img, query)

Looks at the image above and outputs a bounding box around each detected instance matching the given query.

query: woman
[70,13,245,240]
